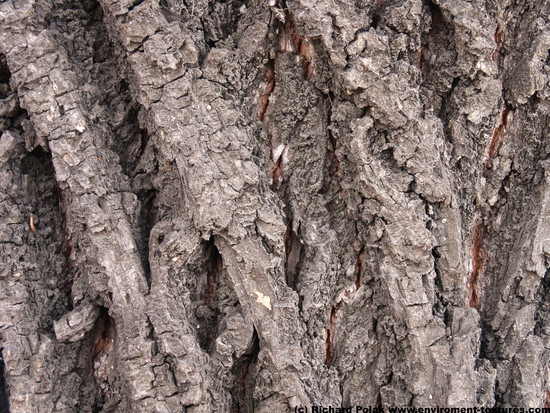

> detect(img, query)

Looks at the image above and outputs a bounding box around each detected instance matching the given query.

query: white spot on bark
[254,290,271,310]
[272,144,285,161]
[282,144,289,164]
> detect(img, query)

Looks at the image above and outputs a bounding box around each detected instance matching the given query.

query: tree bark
[1,0,550,411]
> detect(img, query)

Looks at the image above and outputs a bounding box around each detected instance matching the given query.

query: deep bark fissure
[258,59,275,123]
[21,145,71,324]
[468,221,485,309]
[57,186,77,309]
[0,54,10,84]
[437,76,459,142]
[486,103,514,161]
[420,0,454,80]
[284,220,303,291]
[0,348,9,413]
[197,237,223,352]
[430,247,449,324]
[230,329,260,413]
[91,307,116,409]
[534,268,550,337]
[370,0,383,29]
[324,304,340,366]
[137,189,156,288]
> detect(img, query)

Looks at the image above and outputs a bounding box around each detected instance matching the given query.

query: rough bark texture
[1,0,550,411]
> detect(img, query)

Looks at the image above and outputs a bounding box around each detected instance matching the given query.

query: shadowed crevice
[420,0,454,76]
[230,328,260,413]
[0,54,10,85]
[284,220,303,291]
[534,268,550,338]
[137,189,156,289]
[91,307,117,410]
[196,237,223,352]
[0,349,9,413]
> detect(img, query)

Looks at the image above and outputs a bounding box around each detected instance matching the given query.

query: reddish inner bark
[488,104,512,159]
[493,24,503,61]
[258,61,275,122]
[468,222,484,308]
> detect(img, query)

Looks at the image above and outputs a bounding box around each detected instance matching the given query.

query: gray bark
[0,0,550,411]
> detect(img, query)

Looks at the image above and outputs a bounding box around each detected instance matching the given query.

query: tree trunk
[1,0,550,411]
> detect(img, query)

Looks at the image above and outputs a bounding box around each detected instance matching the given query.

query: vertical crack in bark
[468,221,485,309]
[107,82,151,177]
[430,247,450,324]
[324,304,340,366]
[355,247,365,290]
[487,103,513,160]
[107,81,157,288]
[258,59,275,123]
[420,0,451,76]
[231,329,260,413]
[492,23,504,62]
[270,145,286,191]
[264,9,318,192]
[138,189,156,288]
[92,307,116,407]
[58,188,75,307]
[328,129,340,177]
[0,348,9,413]
[325,247,366,366]
[534,268,550,337]
[0,54,10,84]
[282,14,315,80]
[370,0,384,29]
[257,58,283,191]
[284,220,303,291]
[197,237,223,352]
[133,122,150,171]
[273,5,315,78]
[202,237,223,306]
